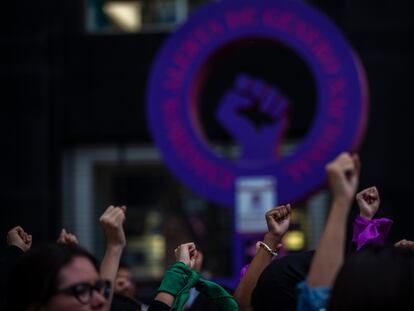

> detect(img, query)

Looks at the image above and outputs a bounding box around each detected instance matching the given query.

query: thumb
[57,229,66,241]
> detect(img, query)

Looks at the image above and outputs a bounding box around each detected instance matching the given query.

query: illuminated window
[86,0,212,33]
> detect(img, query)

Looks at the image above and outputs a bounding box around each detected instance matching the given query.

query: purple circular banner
[147,0,368,207]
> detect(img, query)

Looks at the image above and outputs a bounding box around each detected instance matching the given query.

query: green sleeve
[196,278,239,311]
[157,262,200,311]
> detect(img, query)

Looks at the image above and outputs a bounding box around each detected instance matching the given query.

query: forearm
[233,234,280,311]
[307,200,350,287]
[154,262,199,310]
[153,292,175,307]
[100,244,124,309]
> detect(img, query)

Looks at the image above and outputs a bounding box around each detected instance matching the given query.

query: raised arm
[1,226,32,303]
[6,226,32,253]
[150,242,198,311]
[233,204,291,311]
[352,186,393,250]
[56,228,79,245]
[99,205,127,310]
[356,186,380,220]
[307,152,360,288]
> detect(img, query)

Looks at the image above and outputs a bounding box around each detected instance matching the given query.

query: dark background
[1,0,413,248]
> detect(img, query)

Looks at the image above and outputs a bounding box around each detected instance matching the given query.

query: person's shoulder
[252,250,316,310]
[264,250,315,276]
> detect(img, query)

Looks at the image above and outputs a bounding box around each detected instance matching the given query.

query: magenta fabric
[240,216,393,278]
[352,216,393,250]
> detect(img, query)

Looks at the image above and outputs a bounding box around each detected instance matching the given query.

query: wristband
[258,241,279,257]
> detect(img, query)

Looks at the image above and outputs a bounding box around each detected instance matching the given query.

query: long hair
[5,243,98,311]
[328,245,414,311]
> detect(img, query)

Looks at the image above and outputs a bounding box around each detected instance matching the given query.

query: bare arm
[233,204,291,311]
[307,152,360,288]
[99,205,127,310]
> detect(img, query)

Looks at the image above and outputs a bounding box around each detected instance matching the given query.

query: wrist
[263,232,282,249]
[331,199,352,214]
[258,241,279,257]
[359,212,373,220]
[106,236,126,248]
[333,196,353,207]
[178,260,190,268]
[9,243,26,252]
[105,243,125,253]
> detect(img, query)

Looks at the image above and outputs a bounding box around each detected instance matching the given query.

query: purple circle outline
[147,0,369,207]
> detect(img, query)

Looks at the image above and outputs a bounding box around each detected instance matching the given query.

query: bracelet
[258,241,279,257]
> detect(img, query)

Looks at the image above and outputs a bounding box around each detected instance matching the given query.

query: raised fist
[174,242,198,269]
[7,226,32,252]
[217,74,289,161]
[356,186,380,220]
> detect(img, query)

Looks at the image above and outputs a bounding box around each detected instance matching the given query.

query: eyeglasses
[55,279,112,304]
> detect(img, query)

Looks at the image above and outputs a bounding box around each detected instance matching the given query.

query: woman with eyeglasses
[2,205,128,311]
[4,243,111,311]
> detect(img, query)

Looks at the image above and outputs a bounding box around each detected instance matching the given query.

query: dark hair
[328,245,414,311]
[5,243,98,311]
[110,293,141,311]
[118,261,132,270]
